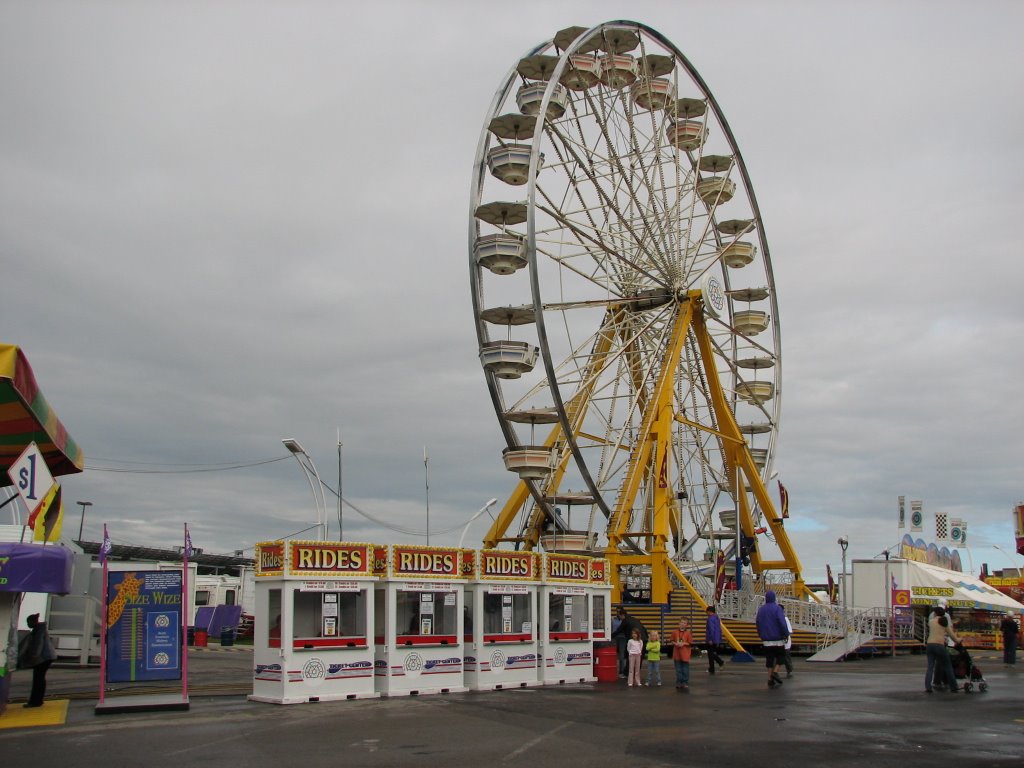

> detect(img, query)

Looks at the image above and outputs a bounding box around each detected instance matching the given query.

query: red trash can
[193,629,208,648]
[594,644,618,682]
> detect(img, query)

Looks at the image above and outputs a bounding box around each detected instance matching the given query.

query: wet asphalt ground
[1,647,1022,767]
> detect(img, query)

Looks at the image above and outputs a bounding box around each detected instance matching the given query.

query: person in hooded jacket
[704,605,725,673]
[754,590,789,689]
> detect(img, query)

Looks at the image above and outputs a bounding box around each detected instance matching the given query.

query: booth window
[267,589,282,647]
[396,589,458,645]
[195,589,211,607]
[374,588,386,642]
[592,593,608,639]
[548,593,588,640]
[483,591,531,642]
[463,589,474,641]
[291,590,367,649]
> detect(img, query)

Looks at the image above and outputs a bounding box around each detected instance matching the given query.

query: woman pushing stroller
[925,606,961,694]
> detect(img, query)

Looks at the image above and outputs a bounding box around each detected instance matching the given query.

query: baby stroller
[951,644,987,693]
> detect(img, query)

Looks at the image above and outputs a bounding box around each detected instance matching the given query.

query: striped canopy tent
[0,344,83,484]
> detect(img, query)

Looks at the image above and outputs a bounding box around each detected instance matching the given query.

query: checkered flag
[935,513,949,542]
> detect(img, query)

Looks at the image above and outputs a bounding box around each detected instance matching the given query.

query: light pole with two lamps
[458,498,499,549]
[282,438,327,541]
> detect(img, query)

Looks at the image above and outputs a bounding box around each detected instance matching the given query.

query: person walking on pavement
[17,613,57,708]
[925,606,961,693]
[782,608,794,678]
[670,617,694,690]
[705,606,725,674]
[1000,613,1019,665]
[755,590,789,689]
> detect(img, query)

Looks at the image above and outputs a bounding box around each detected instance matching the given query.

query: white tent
[850,557,1024,613]
[909,560,1024,612]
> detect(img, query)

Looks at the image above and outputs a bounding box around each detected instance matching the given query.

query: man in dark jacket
[18,613,57,707]
[755,590,789,689]
[612,609,647,677]
[1000,613,1019,665]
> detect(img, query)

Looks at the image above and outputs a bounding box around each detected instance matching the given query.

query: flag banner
[30,482,64,543]
[898,495,906,529]
[778,480,790,519]
[1015,504,1024,556]
[99,524,112,564]
[950,518,965,546]
[714,549,727,602]
[910,500,923,532]
[826,564,837,604]
[935,513,949,542]
[961,523,968,546]
[184,524,193,559]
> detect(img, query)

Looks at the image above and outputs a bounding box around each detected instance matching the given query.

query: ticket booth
[374,544,468,696]
[538,554,610,684]
[464,549,542,690]
[250,540,378,704]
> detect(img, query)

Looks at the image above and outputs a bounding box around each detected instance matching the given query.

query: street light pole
[991,544,1023,568]
[76,500,93,542]
[838,535,849,656]
[458,499,499,549]
[282,438,327,541]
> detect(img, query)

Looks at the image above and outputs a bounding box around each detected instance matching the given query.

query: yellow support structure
[691,300,815,600]
[604,300,693,603]
[483,288,816,611]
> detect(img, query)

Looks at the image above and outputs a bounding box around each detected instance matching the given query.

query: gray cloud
[3,0,1023,579]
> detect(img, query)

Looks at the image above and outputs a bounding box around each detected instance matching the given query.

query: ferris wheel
[469,21,807,600]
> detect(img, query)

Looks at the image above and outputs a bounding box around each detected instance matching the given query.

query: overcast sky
[3,0,1022,581]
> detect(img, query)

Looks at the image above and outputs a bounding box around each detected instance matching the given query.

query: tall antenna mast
[424,446,430,545]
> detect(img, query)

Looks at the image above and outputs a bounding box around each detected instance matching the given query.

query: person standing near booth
[17,613,56,708]
[612,608,626,677]
[1000,613,1019,666]
[704,606,725,674]
[670,618,693,690]
[616,609,646,678]
[644,630,662,687]
[626,628,644,687]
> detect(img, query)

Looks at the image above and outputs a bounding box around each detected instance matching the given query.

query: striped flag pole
[182,523,191,701]
[97,524,111,704]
